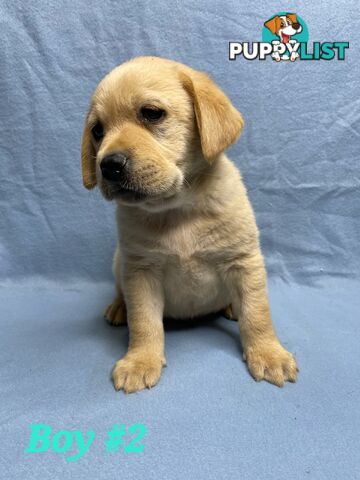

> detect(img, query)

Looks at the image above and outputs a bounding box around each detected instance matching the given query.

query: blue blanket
[0,1,359,478]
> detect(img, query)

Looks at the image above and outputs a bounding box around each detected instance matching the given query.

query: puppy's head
[264,14,302,41]
[81,57,244,210]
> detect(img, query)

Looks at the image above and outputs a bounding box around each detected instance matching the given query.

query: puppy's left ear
[180,70,244,162]
[81,116,97,189]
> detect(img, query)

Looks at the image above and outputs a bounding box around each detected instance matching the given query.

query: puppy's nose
[292,22,300,30]
[100,153,128,182]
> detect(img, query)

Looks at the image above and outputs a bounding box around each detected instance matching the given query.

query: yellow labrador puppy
[81,56,298,393]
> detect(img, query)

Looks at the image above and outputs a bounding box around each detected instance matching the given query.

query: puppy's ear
[180,70,244,162]
[264,16,280,34]
[81,116,97,189]
[287,13,298,24]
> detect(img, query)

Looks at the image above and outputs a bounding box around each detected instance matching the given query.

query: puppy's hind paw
[104,297,127,326]
[222,304,237,321]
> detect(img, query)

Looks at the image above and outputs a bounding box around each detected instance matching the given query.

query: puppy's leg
[226,251,298,386]
[112,269,165,393]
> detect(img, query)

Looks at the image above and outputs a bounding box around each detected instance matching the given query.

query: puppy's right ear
[264,16,280,35]
[81,115,97,189]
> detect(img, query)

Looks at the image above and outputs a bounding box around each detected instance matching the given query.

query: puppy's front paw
[104,297,127,326]
[244,341,298,387]
[112,351,165,393]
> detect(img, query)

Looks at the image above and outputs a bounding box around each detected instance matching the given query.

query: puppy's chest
[158,224,223,286]
[125,220,230,317]
[155,223,214,263]
[156,224,228,317]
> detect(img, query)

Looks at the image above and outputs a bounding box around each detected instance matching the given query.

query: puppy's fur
[81,57,298,393]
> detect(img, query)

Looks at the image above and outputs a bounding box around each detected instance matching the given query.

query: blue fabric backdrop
[0,1,359,479]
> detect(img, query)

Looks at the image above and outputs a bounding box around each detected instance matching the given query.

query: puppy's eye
[91,121,104,141]
[140,106,165,123]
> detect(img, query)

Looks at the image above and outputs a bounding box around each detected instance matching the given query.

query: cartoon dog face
[264,13,302,43]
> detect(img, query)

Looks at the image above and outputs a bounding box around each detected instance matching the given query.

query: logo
[229,12,349,62]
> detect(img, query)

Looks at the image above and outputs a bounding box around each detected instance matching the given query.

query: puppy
[81,56,298,393]
[264,13,302,61]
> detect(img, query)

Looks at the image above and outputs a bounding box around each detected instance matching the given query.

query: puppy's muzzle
[100,153,128,182]
[100,152,147,202]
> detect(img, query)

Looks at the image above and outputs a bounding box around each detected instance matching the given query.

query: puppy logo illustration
[264,13,303,61]
[229,13,349,62]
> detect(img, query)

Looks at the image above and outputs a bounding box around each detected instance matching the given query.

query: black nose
[293,22,300,30]
[100,153,128,182]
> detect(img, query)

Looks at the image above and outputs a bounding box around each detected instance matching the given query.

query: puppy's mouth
[280,32,290,43]
[102,183,148,202]
[100,174,184,206]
